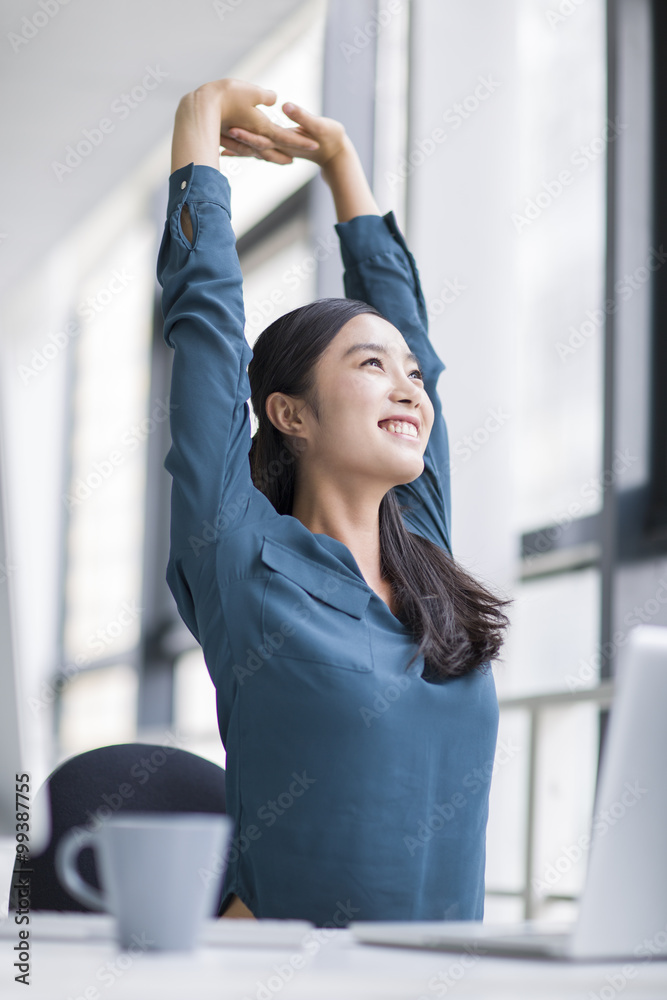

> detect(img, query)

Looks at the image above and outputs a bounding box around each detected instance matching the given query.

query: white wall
[407,0,520,598]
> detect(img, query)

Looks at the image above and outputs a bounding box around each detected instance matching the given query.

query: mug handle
[55,827,107,911]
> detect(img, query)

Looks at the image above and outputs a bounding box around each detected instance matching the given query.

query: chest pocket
[259,537,373,672]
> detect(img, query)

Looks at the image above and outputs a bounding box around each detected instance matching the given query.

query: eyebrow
[342,342,422,367]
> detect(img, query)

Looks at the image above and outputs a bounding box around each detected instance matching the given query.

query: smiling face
[266,313,435,492]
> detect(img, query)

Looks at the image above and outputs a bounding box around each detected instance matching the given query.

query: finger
[221,131,291,163]
[229,122,317,152]
[287,125,311,138]
[270,124,319,150]
[220,147,291,164]
[244,107,319,149]
[219,134,262,156]
[220,147,262,160]
[252,85,277,107]
[282,102,318,130]
[226,128,274,150]
[258,149,294,165]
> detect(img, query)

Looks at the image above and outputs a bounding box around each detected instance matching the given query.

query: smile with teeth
[379,419,419,439]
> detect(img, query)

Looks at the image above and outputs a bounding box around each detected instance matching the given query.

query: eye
[361,357,423,381]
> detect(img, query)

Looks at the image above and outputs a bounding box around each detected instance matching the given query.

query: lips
[378,417,420,439]
[379,413,420,430]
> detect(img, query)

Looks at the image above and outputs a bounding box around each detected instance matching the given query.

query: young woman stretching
[158,78,511,924]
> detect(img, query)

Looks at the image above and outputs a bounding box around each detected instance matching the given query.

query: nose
[389,368,421,406]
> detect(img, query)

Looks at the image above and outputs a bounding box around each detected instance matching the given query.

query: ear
[265,391,309,441]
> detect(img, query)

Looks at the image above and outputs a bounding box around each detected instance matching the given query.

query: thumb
[257,87,277,107]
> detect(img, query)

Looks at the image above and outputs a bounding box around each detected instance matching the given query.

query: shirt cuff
[166,162,232,219]
[334,210,405,269]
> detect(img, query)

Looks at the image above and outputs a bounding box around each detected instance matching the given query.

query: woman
[158,78,511,925]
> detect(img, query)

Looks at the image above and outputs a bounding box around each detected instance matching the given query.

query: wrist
[188,84,228,129]
[319,135,380,221]
[172,87,226,173]
[321,134,357,182]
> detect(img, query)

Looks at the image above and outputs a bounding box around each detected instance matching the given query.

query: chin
[390,459,425,486]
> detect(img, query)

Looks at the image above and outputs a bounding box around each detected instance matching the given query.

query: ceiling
[0,0,310,293]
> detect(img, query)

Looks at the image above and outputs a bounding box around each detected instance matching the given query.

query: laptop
[350,624,667,961]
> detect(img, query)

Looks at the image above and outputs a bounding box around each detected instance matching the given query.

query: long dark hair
[248,298,512,680]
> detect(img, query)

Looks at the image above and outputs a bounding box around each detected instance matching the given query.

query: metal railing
[486,680,615,920]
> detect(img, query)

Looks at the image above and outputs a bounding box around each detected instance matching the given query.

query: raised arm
[158,82,320,639]
[171,81,319,237]
[322,139,452,553]
[224,107,452,552]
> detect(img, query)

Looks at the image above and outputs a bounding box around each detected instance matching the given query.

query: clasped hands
[189,77,348,169]
[172,77,376,229]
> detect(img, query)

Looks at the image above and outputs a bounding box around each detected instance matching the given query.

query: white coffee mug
[56,812,233,950]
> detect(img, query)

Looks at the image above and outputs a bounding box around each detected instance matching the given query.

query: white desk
[1,914,667,999]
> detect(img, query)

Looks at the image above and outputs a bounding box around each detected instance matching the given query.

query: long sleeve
[334,211,453,555]
[156,162,274,640]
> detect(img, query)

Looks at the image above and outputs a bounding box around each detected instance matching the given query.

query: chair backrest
[10,743,227,912]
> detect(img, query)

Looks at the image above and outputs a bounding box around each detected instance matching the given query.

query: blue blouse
[157,162,499,926]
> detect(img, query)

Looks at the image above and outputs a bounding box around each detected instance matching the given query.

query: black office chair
[10,743,228,913]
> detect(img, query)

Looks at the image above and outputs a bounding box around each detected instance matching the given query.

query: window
[57,222,156,759]
[481,0,609,920]
[135,0,327,759]
[642,0,667,547]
